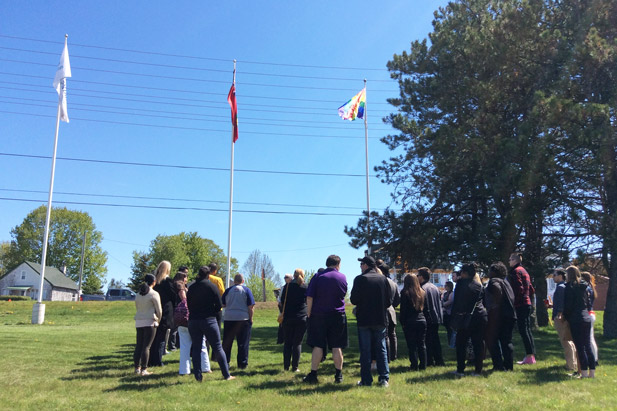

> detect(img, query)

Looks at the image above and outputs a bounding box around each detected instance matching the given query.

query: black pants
[456,316,487,373]
[570,320,595,371]
[134,326,157,369]
[403,320,427,370]
[386,319,398,361]
[443,314,454,347]
[486,316,515,371]
[222,320,252,368]
[148,325,168,366]
[282,318,307,370]
[516,305,535,355]
[425,322,444,366]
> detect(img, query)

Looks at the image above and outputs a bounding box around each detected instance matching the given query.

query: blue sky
[0,1,449,288]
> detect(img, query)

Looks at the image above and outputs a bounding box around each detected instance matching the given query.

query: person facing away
[551,268,578,374]
[417,267,445,367]
[442,281,455,347]
[187,265,235,381]
[280,268,308,372]
[580,271,598,366]
[377,259,400,362]
[399,273,427,371]
[507,252,536,365]
[351,256,394,387]
[222,274,255,370]
[484,262,517,371]
[563,266,596,378]
[174,271,211,376]
[303,254,348,384]
[149,260,176,367]
[133,274,162,377]
[206,262,225,362]
[451,263,487,377]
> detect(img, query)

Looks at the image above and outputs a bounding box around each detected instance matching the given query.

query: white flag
[53,39,72,123]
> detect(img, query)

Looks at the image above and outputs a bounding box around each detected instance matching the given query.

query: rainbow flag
[338,88,366,121]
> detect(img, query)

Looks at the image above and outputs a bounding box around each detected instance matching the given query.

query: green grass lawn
[0,301,615,410]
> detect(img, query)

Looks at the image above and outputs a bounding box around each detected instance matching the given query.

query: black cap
[358,256,376,267]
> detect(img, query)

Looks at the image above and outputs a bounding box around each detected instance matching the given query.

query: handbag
[450,301,478,332]
[173,298,189,327]
[277,283,290,324]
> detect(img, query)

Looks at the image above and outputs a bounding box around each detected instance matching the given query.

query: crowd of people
[132,252,600,383]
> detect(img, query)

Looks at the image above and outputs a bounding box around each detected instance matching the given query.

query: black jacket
[452,278,487,320]
[153,277,177,329]
[563,281,592,324]
[280,281,307,322]
[484,278,516,320]
[350,268,393,327]
[399,290,426,325]
[187,277,223,320]
[422,282,443,324]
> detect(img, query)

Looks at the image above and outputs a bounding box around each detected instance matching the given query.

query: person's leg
[580,321,595,372]
[178,326,192,375]
[416,321,427,370]
[373,327,390,383]
[141,326,157,371]
[188,321,205,380]
[403,324,418,370]
[499,318,515,371]
[203,317,231,379]
[357,326,373,385]
[236,320,251,368]
[310,347,324,371]
[331,347,344,370]
[589,312,598,364]
[471,319,486,373]
[388,320,398,361]
[570,322,589,371]
[148,326,164,366]
[200,335,211,372]
[291,320,307,370]
[134,327,144,369]
[282,322,293,370]
[425,322,435,366]
[516,306,534,356]
[222,320,240,366]
[455,328,470,373]
[555,319,577,371]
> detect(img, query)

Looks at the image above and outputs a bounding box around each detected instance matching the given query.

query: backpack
[173,298,189,327]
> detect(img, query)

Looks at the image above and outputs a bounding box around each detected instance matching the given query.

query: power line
[0,72,395,105]
[0,110,390,139]
[0,98,393,131]
[0,45,393,82]
[0,188,387,211]
[0,85,395,118]
[0,34,388,72]
[0,152,381,178]
[0,58,395,92]
[0,197,363,217]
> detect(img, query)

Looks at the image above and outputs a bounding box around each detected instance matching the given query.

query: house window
[21,271,26,280]
[431,273,440,284]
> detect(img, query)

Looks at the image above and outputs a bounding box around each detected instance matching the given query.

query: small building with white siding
[0,261,79,301]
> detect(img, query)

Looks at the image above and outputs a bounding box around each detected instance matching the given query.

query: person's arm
[306,296,313,318]
[153,292,163,324]
[392,284,401,308]
[248,305,255,323]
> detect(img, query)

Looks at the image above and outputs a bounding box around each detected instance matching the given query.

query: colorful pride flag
[338,88,366,121]
[227,83,238,142]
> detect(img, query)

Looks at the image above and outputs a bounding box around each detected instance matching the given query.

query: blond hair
[294,268,305,285]
[154,260,171,284]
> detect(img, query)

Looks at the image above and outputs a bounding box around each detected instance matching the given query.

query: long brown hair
[581,271,596,295]
[403,274,425,311]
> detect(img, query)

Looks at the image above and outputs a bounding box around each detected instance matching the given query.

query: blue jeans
[357,326,389,385]
[188,317,230,379]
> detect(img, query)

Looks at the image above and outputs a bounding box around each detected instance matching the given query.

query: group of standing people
[132,260,255,381]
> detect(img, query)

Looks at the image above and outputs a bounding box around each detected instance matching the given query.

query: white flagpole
[363,78,372,254]
[226,60,236,289]
[32,34,70,324]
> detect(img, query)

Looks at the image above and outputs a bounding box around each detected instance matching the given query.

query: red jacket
[507,264,533,308]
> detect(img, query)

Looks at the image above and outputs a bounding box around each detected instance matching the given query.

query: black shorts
[306,312,348,350]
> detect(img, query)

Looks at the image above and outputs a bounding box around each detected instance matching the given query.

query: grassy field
[0,301,616,410]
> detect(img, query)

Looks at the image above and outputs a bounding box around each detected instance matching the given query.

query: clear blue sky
[0,1,449,288]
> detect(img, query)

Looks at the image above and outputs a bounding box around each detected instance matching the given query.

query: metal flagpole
[78,231,86,299]
[226,60,236,289]
[363,78,372,255]
[32,81,63,324]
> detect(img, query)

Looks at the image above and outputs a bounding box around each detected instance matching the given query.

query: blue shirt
[552,281,566,320]
[222,284,255,321]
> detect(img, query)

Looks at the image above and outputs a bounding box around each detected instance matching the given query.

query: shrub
[0,295,32,301]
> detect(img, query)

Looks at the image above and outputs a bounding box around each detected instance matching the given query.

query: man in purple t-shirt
[303,255,348,384]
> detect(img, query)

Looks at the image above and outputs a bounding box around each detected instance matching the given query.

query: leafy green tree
[5,206,107,294]
[131,232,238,283]
[0,241,10,277]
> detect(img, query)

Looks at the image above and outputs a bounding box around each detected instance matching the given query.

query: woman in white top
[133,274,162,376]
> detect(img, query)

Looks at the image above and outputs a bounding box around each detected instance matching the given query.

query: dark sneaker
[357,381,371,386]
[334,371,343,383]
[303,372,318,384]
[378,379,389,387]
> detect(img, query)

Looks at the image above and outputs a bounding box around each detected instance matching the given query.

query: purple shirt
[306,267,347,315]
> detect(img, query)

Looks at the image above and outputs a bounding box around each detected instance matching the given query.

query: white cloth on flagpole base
[53,39,72,122]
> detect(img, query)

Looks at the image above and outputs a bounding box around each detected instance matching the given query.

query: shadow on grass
[104,380,184,392]
[518,365,574,385]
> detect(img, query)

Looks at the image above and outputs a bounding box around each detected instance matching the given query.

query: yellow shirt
[209,275,225,296]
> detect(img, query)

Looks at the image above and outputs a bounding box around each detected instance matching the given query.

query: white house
[0,261,79,301]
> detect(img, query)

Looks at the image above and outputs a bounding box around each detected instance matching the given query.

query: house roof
[24,261,78,290]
